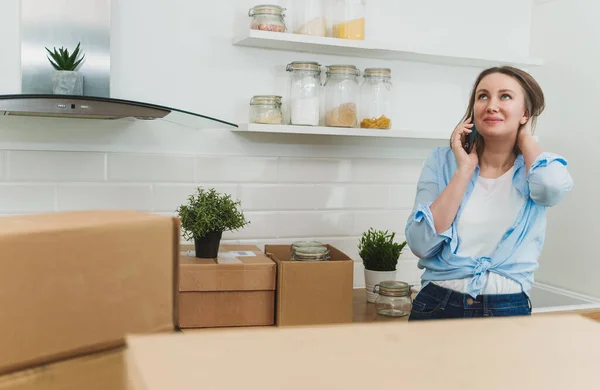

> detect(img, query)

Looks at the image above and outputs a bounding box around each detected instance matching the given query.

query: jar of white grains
[286,61,322,126]
[249,4,287,32]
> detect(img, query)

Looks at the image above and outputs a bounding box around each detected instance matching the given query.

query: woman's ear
[520,110,530,125]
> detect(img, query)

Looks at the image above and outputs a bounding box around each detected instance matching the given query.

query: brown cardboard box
[0,348,129,390]
[0,211,178,375]
[264,244,353,326]
[126,315,600,390]
[178,245,276,328]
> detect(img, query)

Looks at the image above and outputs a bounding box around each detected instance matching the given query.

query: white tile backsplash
[57,184,153,211]
[278,158,352,183]
[154,184,239,212]
[107,153,195,182]
[352,210,411,236]
[0,151,5,181]
[196,156,278,182]
[8,151,105,182]
[0,184,55,213]
[351,158,424,183]
[0,150,423,288]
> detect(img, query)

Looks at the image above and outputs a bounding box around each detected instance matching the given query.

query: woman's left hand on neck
[518,119,543,175]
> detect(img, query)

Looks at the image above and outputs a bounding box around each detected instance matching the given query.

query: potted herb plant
[358,228,407,303]
[45,42,86,95]
[176,188,250,258]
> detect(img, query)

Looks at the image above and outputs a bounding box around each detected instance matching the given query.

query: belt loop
[483,295,489,317]
[439,289,452,310]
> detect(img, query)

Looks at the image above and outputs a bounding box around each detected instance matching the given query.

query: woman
[405,66,573,321]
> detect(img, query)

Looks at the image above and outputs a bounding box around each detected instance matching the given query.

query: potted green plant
[358,228,407,303]
[176,188,250,258]
[45,42,86,95]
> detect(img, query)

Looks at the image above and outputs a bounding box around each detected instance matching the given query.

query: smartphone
[463,116,478,153]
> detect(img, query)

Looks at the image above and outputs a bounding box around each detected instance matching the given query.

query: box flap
[126,315,600,390]
[179,245,276,292]
[0,211,177,374]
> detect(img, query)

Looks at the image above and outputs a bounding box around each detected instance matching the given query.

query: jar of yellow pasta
[332,0,365,40]
[359,68,392,129]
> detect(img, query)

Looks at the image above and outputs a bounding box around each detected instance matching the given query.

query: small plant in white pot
[358,228,407,303]
[45,42,85,95]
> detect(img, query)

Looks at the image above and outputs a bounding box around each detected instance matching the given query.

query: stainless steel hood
[0,94,237,126]
[3,0,237,128]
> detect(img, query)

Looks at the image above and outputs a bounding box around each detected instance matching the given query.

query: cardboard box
[264,244,353,326]
[0,348,129,390]
[178,245,276,328]
[0,211,178,374]
[126,315,600,390]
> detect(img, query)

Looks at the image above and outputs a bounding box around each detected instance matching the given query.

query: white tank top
[434,166,526,295]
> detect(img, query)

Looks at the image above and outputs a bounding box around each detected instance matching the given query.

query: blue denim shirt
[405,146,573,297]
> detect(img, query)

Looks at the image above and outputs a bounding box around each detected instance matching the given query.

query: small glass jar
[359,68,393,129]
[249,4,287,32]
[332,0,365,40]
[286,61,322,126]
[292,0,326,37]
[324,65,360,127]
[249,95,283,124]
[291,240,330,261]
[373,281,412,317]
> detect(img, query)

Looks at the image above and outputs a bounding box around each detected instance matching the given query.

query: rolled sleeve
[405,149,452,259]
[528,152,573,207]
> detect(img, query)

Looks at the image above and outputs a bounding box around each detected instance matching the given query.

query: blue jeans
[408,282,532,321]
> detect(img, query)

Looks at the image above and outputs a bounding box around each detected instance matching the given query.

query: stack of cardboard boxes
[0,210,356,388]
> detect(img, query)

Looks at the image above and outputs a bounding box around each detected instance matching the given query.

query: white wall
[530,0,600,297]
[0,0,534,287]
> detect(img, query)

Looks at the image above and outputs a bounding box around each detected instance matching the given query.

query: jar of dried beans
[359,68,393,129]
[324,65,360,127]
[249,4,287,32]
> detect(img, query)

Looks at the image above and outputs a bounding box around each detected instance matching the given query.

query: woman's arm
[519,123,573,206]
[405,149,474,259]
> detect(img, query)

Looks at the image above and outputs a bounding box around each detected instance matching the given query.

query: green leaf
[358,227,407,271]
[176,187,250,240]
[46,42,85,71]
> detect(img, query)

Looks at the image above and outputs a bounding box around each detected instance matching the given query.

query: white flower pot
[52,70,83,95]
[364,269,397,303]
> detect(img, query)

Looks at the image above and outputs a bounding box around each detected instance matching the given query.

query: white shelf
[234,123,449,140]
[232,30,543,68]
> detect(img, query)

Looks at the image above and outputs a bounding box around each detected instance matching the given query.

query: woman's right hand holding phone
[451,117,478,175]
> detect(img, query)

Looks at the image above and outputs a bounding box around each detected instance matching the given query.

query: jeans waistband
[419,282,531,310]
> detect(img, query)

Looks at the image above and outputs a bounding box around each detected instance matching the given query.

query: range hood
[0,94,237,126]
[3,0,237,128]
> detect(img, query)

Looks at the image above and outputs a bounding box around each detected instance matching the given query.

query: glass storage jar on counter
[286,61,322,126]
[249,4,287,32]
[373,281,412,317]
[359,68,393,129]
[249,95,283,124]
[292,0,326,36]
[324,65,360,127]
[331,0,365,40]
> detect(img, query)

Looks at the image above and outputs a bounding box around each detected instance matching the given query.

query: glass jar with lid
[249,95,283,124]
[286,61,322,126]
[249,4,287,32]
[324,65,360,127]
[359,68,393,129]
[373,281,412,317]
[291,240,330,261]
[292,0,326,37]
[332,0,365,40]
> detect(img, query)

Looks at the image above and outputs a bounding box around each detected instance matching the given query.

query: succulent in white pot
[358,228,407,303]
[45,42,86,95]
